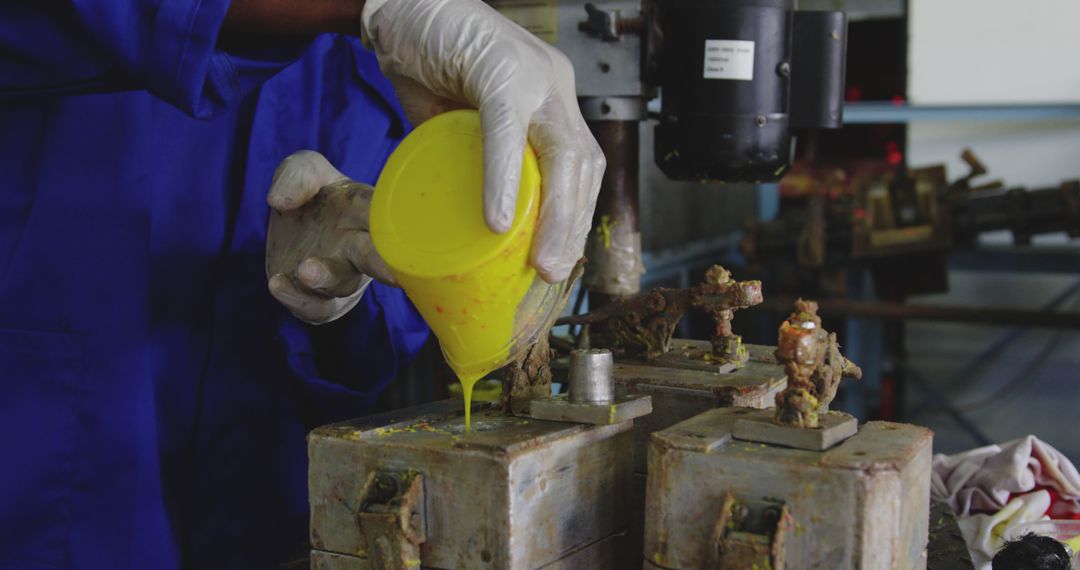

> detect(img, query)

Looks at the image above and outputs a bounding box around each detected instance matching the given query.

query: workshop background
[379,0,1080,466]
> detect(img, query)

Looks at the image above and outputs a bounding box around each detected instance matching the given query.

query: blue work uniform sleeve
[234,35,425,422]
[277,283,431,421]
[0,1,306,119]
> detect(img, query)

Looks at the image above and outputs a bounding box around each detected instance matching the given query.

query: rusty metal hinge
[709,494,790,570]
[356,470,427,570]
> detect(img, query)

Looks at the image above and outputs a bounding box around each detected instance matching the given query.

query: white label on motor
[703,40,755,81]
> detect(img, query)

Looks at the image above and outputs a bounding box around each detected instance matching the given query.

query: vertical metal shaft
[583,121,644,308]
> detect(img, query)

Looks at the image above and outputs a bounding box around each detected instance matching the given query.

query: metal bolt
[568,348,614,403]
[777,62,790,77]
[755,115,767,128]
[600,101,612,115]
[599,62,611,73]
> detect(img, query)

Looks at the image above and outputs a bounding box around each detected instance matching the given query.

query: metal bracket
[556,265,762,368]
[733,409,858,451]
[579,3,643,41]
[579,96,648,121]
[581,3,619,41]
[709,494,790,570]
[527,393,652,425]
[356,471,427,570]
[526,348,653,425]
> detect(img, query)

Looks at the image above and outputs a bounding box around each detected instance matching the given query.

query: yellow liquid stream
[448,375,505,432]
[415,264,533,433]
[459,373,481,432]
[370,114,544,434]
[396,236,533,433]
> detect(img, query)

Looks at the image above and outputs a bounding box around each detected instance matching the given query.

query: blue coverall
[0,3,430,568]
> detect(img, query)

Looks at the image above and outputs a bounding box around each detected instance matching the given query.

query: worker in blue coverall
[0,0,605,566]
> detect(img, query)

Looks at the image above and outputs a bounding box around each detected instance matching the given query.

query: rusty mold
[309,400,635,568]
[558,265,762,367]
[772,299,862,428]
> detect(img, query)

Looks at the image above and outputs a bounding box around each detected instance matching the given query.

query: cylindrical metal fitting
[582,120,643,302]
[568,349,615,404]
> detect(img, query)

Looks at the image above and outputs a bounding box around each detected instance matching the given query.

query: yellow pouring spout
[370,110,547,432]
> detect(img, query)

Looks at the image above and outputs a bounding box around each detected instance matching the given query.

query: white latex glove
[362,0,605,283]
[265,151,395,325]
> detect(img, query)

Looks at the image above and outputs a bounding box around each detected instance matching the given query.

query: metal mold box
[613,340,787,473]
[644,407,933,570]
[309,399,633,569]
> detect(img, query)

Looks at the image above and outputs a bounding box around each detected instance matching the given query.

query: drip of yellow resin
[448,377,506,434]
[459,374,478,432]
[452,360,499,432]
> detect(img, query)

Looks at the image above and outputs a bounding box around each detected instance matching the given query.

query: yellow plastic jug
[370,110,570,429]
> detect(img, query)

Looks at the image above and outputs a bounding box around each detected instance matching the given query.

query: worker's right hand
[361,0,606,285]
[265,151,395,325]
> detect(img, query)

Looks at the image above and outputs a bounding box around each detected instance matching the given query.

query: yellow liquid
[448,377,504,432]
[369,112,546,434]
[430,264,566,432]
[459,374,479,432]
[401,235,533,433]
[451,350,503,432]
[440,302,516,436]
[410,254,569,433]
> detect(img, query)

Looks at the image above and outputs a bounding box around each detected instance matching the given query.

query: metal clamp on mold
[355,471,426,570]
[708,494,790,570]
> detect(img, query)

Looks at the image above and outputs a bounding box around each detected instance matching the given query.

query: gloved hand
[362,0,605,283]
[265,151,395,324]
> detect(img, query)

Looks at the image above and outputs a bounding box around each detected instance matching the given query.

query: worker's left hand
[265,151,395,325]
[362,0,605,283]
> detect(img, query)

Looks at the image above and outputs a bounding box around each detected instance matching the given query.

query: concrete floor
[903,269,1080,464]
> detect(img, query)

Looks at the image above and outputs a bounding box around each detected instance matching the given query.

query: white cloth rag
[932,435,1080,517]
[957,490,1051,570]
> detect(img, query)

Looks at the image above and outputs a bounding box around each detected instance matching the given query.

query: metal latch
[709,494,790,570]
[356,471,427,570]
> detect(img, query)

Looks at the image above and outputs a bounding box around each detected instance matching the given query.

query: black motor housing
[654,0,847,182]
